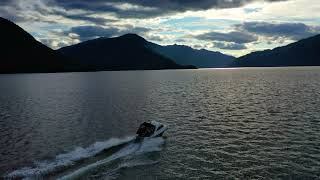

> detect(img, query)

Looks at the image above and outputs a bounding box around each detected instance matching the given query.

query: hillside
[150,44,235,68]
[0,17,70,73]
[58,34,195,70]
[233,34,320,67]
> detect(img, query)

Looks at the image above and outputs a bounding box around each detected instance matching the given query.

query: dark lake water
[1,67,320,179]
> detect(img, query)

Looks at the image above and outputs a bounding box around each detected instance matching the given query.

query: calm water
[1,67,320,179]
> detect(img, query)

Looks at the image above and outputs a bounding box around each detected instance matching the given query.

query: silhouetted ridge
[0,17,194,73]
[0,17,69,73]
[117,33,147,42]
[233,34,320,67]
[59,34,196,70]
[3,16,319,73]
[148,43,235,68]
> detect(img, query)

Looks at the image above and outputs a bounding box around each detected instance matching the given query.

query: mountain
[233,34,320,67]
[0,17,69,73]
[58,34,196,71]
[149,44,235,68]
[0,17,194,74]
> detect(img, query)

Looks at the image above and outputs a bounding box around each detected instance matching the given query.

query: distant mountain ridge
[58,34,196,70]
[233,34,320,67]
[1,16,320,74]
[59,34,235,69]
[149,44,235,68]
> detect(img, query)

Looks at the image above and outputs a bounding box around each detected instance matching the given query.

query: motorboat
[136,121,167,139]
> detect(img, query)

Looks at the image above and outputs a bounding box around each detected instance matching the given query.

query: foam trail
[99,159,159,179]
[59,137,164,180]
[6,136,135,179]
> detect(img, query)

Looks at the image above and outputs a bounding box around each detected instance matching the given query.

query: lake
[1,67,320,179]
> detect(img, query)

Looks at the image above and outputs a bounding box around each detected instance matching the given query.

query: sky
[1,0,320,57]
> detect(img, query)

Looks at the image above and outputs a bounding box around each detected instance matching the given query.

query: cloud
[0,0,26,22]
[123,25,151,35]
[146,34,164,42]
[54,12,117,25]
[196,31,258,44]
[65,25,151,41]
[0,0,292,27]
[193,44,203,49]
[40,38,72,49]
[176,39,187,42]
[238,21,320,40]
[194,21,320,50]
[46,0,290,18]
[0,0,117,25]
[243,7,262,13]
[67,26,119,41]
[213,42,247,50]
[0,0,12,5]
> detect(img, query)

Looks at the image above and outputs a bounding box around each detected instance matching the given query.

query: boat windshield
[136,122,155,137]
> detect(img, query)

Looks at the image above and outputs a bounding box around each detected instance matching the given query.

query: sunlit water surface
[1,67,320,179]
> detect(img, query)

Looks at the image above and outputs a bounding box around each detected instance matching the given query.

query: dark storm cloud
[213,42,247,50]
[196,31,258,44]
[0,0,291,25]
[0,0,15,6]
[238,22,320,40]
[195,21,320,46]
[68,26,119,41]
[53,10,117,25]
[0,0,115,24]
[0,9,24,22]
[123,26,151,35]
[47,0,162,18]
[0,0,25,22]
[63,15,112,25]
[66,25,151,41]
[48,0,290,18]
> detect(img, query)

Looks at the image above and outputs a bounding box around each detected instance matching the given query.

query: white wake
[5,136,135,179]
[59,137,165,180]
